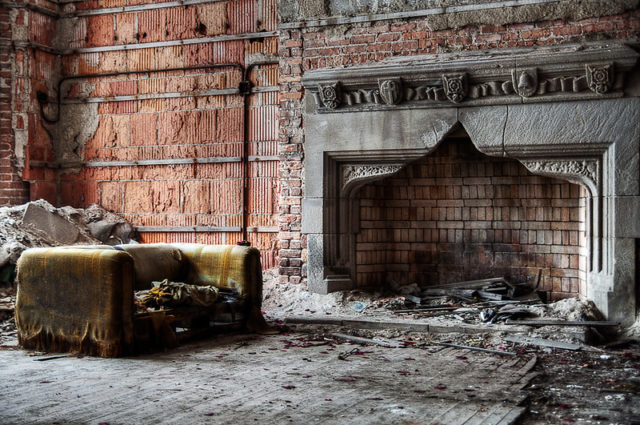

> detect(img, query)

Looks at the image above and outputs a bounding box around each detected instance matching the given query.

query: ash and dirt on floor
[0,200,639,423]
[2,272,639,424]
[261,270,640,424]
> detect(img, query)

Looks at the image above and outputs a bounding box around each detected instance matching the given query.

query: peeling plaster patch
[9,9,28,41]
[63,81,94,99]
[55,17,87,50]
[14,130,28,169]
[54,101,100,164]
[247,53,279,65]
[12,114,28,170]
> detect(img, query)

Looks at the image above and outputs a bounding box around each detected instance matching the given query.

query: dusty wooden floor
[0,332,534,425]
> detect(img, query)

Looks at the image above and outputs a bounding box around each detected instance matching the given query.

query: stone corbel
[519,158,600,195]
[341,164,404,195]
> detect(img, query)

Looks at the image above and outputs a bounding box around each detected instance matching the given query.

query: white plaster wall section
[9,9,28,42]
[54,102,100,165]
[13,126,28,170]
[54,16,87,50]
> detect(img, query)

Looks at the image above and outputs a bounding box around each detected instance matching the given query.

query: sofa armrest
[15,247,135,357]
[172,244,263,310]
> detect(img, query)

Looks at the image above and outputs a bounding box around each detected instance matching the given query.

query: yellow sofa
[15,243,263,357]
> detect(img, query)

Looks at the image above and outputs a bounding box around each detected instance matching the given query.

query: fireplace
[353,136,589,299]
[300,43,640,324]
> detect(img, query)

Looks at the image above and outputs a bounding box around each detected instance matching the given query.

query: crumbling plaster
[280,0,640,29]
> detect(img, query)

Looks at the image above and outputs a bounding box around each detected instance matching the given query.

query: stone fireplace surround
[301,43,640,324]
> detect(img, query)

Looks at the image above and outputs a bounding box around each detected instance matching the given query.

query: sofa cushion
[171,243,262,307]
[115,244,186,290]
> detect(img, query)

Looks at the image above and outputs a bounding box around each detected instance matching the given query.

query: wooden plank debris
[504,319,619,327]
[331,333,404,348]
[423,277,511,290]
[434,342,517,356]
[505,335,581,351]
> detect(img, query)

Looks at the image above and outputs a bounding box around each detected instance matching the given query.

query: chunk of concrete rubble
[0,199,138,266]
[22,203,80,245]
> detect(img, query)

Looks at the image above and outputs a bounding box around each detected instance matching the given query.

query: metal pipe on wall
[35,58,279,245]
[240,60,279,242]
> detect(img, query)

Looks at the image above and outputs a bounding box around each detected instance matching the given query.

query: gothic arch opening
[353,137,589,299]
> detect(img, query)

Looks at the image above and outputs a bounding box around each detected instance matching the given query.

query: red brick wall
[278,10,639,285]
[0,5,29,205]
[22,5,58,204]
[355,139,587,298]
[300,12,640,68]
[17,0,280,267]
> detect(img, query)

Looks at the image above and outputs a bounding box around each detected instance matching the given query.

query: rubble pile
[262,271,630,353]
[0,199,137,277]
[0,200,137,346]
[0,287,16,347]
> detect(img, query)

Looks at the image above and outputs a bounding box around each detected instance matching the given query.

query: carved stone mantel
[305,44,637,112]
[302,43,640,326]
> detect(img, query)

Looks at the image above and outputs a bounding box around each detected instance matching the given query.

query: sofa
[15,243,264,357]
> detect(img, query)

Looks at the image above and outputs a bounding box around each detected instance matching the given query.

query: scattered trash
[337,347,372,360]
[351,302,367,313]
[480,308,496,322]
[504,319,620,327]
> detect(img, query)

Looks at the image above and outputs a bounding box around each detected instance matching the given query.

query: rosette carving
[586,64,613,94]
[442,74,467,103]
[318,82,342,109]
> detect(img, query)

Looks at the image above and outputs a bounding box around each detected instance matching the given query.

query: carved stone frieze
[442,73,467,103]
[520,158,600,193]
[378,78,403,105]
[342,164,403,191]
[303,44,637,112]
[512,68,538,98]
[317,82,341,109]
[586,63,614,94]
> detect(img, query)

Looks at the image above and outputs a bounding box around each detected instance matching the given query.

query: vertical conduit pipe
[240,61,279,243]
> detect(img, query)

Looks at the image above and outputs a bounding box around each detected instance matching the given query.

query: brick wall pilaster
[0,4,29,206]
[278,28,305,284]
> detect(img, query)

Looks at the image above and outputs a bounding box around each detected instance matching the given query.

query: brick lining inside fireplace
[354,138,587,298]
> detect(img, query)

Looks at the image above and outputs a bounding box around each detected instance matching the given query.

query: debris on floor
[0,287,14,320]
[0,287,17,347]
[1,266,639,424]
